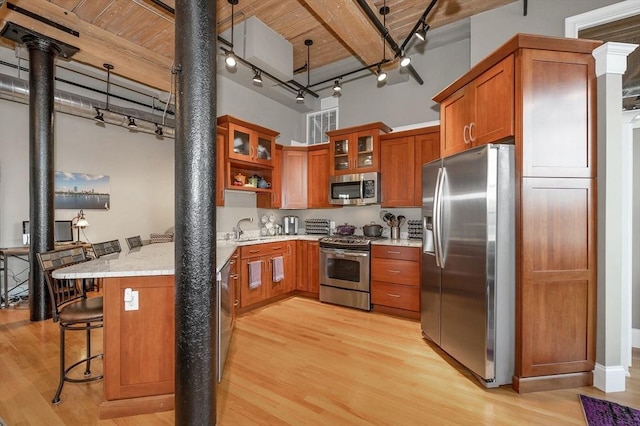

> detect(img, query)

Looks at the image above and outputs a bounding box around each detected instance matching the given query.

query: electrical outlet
[124,290,139,311]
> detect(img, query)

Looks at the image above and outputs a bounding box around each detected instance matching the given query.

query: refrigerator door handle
[433,167,444,268]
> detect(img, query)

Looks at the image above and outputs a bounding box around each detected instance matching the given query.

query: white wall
[0,100,175,247]
[305,38,471,131]
[469,0,621,65]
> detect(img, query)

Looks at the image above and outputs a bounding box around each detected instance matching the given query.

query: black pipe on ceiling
[354,0,424,85]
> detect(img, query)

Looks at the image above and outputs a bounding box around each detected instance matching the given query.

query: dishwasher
[217,257,233,382]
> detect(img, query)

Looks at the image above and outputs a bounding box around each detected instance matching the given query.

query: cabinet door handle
[387,269,401,273]
[229,260,236,265]
[463,124,470,145]
[387,293,401,298]
[234,300,240,306]
[469,122,476,142]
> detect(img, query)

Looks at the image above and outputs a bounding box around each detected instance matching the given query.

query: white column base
[593,363,627,392]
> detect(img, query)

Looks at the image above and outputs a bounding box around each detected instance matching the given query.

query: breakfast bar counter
[52,242,236,419]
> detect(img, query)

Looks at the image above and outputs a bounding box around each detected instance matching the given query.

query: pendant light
[377,2,389,83]
[225,0,238,69]
[296,39,313,103]
[94,63,113,122]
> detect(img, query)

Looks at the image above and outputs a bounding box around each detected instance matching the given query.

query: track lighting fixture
[225,51,237,68]
[400,51,411,67]
[333,79,342,93]
[296,90,305,102]
[93,107,104,122]
[225,0,239,69]
[155,124,163,136]
[376,65,387,82]
[415,22,429,41]
[127,117,137,129]
[252,68,262,84]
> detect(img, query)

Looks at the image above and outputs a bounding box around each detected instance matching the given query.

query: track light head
[93,107,104,122]
[252,69,262,84]
[296,90,305,102]
[155,124,163,136]
[415,22,429,41]
[376,65,387,82]
[225,51,237,68]
[400,52,411,67]
[127,117,137,129]
[333,79,342,93]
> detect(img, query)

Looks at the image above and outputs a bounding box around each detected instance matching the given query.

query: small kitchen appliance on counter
[283,215,299,235]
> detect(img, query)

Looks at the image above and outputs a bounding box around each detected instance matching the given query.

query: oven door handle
[320,248,370,257]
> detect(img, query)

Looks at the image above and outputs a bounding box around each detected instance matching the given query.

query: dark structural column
[174,0,218,424]
[0,23,78,321]
[25,37,59,322]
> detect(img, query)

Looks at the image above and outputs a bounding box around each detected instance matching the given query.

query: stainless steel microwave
[329,172,380,205]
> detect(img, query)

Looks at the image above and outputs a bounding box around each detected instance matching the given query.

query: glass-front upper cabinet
[327,122,391,175]
[218,115,278,168]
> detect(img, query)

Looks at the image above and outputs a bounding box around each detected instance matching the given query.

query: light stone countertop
[52,235,422,279]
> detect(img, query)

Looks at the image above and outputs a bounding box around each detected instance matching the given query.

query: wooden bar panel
[103,275,175,401]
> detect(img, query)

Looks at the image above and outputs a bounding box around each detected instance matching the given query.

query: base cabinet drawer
[371,281,419,312]
[371,258,419,286]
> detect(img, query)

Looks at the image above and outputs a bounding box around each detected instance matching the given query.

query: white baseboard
[593,363,627,392]
[633,328,640,349]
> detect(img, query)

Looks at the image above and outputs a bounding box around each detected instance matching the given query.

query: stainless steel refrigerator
[421,143,515,387]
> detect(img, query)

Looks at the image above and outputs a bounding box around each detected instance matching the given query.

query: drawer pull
[386,251,401,254]
[248,249,260,254]
[387,269,401,273]
[387,293,401,298]
[229,260,236,265]
[272,246,282,250]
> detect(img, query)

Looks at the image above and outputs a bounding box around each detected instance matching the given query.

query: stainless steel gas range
[318,235,372,311]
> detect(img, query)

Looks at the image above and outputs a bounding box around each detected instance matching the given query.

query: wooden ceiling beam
[300,0,395,68]
[0,0,173,92]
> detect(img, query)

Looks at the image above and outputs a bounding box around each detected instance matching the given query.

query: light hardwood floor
[1,296,638,425]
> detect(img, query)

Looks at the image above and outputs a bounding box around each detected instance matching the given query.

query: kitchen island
[51,235,420,418]
[52,242,237,419]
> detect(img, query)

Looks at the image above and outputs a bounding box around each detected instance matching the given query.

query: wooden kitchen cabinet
[307,144,335,208]
[296,240,319,296]
[217,115,278,168]
[229,250,239,329]
[280,147,308,209]
[371,245,420,318]
[326,122,391,175]
[257,144,282,208]
[380,126,440,207]
[239,242,291,308]
[437,55,514,157]
[216,127,227,206]
[433,34,601,393]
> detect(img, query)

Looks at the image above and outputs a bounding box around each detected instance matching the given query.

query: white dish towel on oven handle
[272,256,284,283]
[249,260,262,289]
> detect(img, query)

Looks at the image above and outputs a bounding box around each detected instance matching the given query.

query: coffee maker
[282,215,299,235]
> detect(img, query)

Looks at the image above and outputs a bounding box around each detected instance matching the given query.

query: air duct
[0,73,175,138]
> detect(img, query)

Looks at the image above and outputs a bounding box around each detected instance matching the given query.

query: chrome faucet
[234,217,254,240]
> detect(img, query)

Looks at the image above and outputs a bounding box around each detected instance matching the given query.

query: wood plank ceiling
[0,0,516,92]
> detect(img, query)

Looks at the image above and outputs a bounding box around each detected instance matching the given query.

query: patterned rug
[579,394,640,426]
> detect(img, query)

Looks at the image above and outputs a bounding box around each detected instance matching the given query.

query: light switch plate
[124,290,139,311]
